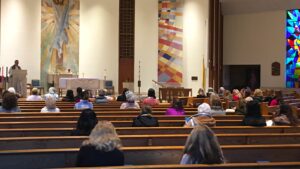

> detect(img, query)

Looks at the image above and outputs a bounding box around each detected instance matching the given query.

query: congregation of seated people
[0,85,299,168]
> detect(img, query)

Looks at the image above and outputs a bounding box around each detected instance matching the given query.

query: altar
[59,78,103,96]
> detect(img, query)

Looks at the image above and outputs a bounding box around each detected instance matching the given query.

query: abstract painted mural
[41,0,79,86]
[286,9,300,88]
[158,0,183,86]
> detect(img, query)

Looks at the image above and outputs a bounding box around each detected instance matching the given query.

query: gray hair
[45,96,56,109]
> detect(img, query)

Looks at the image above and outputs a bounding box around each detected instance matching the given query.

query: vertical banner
[41,0,79,86]
[286,9,300,88]
[158,0,183,86]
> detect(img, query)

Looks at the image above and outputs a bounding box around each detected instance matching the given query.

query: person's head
[246,101,261,117]
[183,125,224,164]
[45,96,57,109]
[198,88,205,96]
[147,88,156,99]
[172,98,183,110]
[141,105,152,115]
[7,87,16,94]
[76,109,98,134]
[31,88,39,95]
[83,121,122,152]
[279,104,299,126]
[76,87,83,95]
[122,88,129,96]
[244,88,252,98]
[209,93,222,107]
[264,89,274,97]
[253,89,263,97]
[219,87,225,94]
[82,91,90,100]
[2,92,18,110]
[14,60,19,66]
[125,91,136,103]
[48,87,56,94]
[98,89,106,97]
[197,103,211,115]
[66,90,74,98]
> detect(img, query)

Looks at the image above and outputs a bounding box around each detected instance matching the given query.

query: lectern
[10,70,27,97]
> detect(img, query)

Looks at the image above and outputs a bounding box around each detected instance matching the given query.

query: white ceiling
[221,0,300,15]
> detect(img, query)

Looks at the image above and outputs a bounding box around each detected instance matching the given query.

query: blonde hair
[254,89,263,97]
[183,125,224,164]
[82,121,122,152]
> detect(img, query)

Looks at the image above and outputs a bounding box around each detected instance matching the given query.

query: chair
[104,80,114,95]
[30,79,44,95]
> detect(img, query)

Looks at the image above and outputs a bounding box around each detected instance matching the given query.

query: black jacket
[132,115,159,127]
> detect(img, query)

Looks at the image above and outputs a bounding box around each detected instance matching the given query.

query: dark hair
[172,99,183,110]
[75,109,98,135]
[82,91,90,100]
[77,87,83,94]
[279,104,299,126]
[122,88,129,96]
[2,93,18,110]
[66,90,74,99]
[183,125,224,164]
[244,88,252,98]
[147,88,156,99]
[246,101,261,117]
[141,105,152,115]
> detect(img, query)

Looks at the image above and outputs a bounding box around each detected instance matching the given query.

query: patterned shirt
[75,100,93,110]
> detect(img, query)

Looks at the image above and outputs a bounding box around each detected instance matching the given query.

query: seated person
[76,121,124,167]
[269,91,283,106]
[7,87,22,98]
[196,88,206,98]
[185,103,215,127]
[218,86,225,98]
[26,88,43,101]
[75,91,94,110]
[132,106,159,127]
[180,125,224,164]
[272,104,298,126]
[62,90,75,102]
[0,92,21,112]
[41,96,60,113]
[74,87,84,102]
[206,87,214,97]
[116,88,128,102]
[166,99,185,116]
[95,89,108,104]
[142,88,159,106]
[44,87,59,100]
[71,109,98,136]
[263,89,274,103]
[242,101,266,126]
[253,89,263,103]
[120,91,140,109]
[209,93,225,116]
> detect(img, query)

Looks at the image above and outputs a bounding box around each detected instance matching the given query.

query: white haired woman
[120,91,140,109]
[180,125,224,164]
[76,121,124,167]
[41,96,60,113]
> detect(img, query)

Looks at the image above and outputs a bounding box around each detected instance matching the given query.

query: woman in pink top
[143,88,159,106]
[166,99,185,116]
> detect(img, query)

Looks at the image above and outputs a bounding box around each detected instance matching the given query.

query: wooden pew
[0,120,246,128]
[0,111,201,117]
[0,115,273,122]
[19,107,198,112]
[0,126,299,137]
[1,133,300,150]
[66,162,300,169]
[0,145,300,168]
